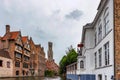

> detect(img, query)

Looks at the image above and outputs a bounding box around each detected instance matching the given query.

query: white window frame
[98,48,102,67]
[104,7,110,35]
[104,42,110,66]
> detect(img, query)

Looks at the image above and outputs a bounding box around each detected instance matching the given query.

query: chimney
[6,25,10,33]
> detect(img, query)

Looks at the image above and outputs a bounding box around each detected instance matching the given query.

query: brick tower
[47,42,53,61]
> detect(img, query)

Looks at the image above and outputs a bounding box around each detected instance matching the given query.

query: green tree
[59,46,78,75]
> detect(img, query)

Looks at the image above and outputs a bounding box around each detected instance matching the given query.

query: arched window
[80,60,84,68]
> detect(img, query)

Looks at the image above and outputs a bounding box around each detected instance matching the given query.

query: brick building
[29,37,39,76]
[35,45,46,76]
[0,25,46,77]
[0,25,24,76]
[22,36,31,76]
[29,38,46,76]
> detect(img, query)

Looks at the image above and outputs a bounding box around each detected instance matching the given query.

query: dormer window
[27,44,30,49]
[17,36,21,42]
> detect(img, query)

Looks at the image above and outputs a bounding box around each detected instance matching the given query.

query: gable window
[80,60,84,68]
[98,24,102,42]
[99,48,102,67]
[0,60,3,67]
[95,52,97,68]
[7,61,10,68]
[104,8,110,35]
[17,36,21,42]
[104,42,109,66]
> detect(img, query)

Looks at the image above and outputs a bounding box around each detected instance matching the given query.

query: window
[98,24,102,42]
[98,74,102,80]
[95,32,97,45]
[104,8,110,35]
[15,53,22,59]
[16,45,22,51]
[23,63,28,68]
[99,48,102,67]
[24,56,29,61]
[95,52,97,68]
[16,71,19,75]
[104,42,109,65]
[105,75,107,80]
[7,61,10,68]
[80,60,84,68]
[17,36,21,42]
[0,60,3,67]
[26,43,30,49]
[15,61,20,67]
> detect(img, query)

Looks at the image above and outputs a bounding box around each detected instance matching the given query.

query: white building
[77,0,114,80]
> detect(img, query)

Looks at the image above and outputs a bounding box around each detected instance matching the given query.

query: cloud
[65,9,83,21]
[0,0,100,65]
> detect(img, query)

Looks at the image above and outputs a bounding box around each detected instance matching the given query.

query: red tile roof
[2,31,20,40]
[45,60,59,72]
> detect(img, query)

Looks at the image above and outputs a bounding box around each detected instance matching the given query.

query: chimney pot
[6,25,10,33]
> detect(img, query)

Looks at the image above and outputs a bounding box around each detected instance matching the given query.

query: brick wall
[114,0,120,79]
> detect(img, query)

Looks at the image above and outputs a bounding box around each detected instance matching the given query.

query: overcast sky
[0,0,100,64]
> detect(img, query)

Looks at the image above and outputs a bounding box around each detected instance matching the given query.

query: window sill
[95,65,112,69]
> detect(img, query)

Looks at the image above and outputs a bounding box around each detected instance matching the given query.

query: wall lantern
[77,43,84,48]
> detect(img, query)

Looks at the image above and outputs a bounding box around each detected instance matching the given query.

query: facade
[29,37,39,76]
[77,0,114,80]
[0,25,25,76]
[35,45,46,76]
[22,36,31,76]
[0,25,46,77]
[0,50,13,77]
[67,0,115,80]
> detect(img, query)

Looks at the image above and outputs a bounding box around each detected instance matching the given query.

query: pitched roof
[2,31,20,40]
[22,36,28,44]
[0,50,11,59]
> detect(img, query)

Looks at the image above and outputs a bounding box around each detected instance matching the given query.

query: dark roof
[0,50,11,59]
